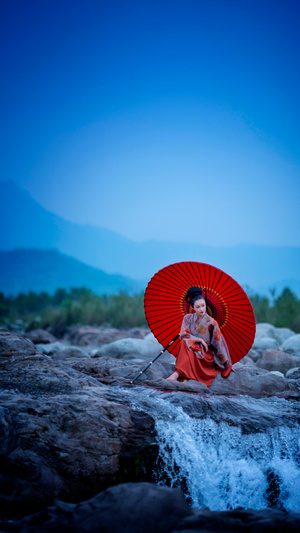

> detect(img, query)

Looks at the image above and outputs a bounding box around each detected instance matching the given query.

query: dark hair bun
[185,286,203,303]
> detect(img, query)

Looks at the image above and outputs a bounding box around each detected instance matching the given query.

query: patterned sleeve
[179,315,204,356]
[210,323,231,369]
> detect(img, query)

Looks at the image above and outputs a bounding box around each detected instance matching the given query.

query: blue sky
[1,0,299,246]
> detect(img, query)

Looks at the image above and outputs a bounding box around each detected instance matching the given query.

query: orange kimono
[175,313,232,387]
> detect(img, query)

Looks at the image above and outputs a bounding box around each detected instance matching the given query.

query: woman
[166,287,233,386]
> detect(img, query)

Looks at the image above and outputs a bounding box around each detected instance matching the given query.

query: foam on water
[121,387,300,510]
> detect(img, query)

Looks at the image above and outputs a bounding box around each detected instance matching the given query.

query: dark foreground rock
[3,482,300,533]
[0,330,157,519]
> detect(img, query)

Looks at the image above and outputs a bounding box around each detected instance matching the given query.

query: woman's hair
[185,286,205,308]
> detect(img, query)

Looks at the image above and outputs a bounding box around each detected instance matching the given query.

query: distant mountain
[1,180,300,295]
[0,249,144,296]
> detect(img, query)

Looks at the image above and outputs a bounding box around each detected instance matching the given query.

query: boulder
[238,355,255,365]
[64,325,150,347]
[25,329,57,344]
[253,337,279,350]
[0,331,157,519]
[35,341,67,355]
[282,334,300,353]
[51,346,89,359]
[269,370,285,377]
[69,355,300,400]
[246,348,260,362]
[256,349,300,374]
[285,367,300,380]
[92,333,174,362]
[9,482,300,533]
[275,327,296,346]
[209,365,299,398]
[255,323,276,339]
[0,328,39,360]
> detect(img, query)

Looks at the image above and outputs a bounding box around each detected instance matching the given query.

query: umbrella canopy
[144,261,256,364]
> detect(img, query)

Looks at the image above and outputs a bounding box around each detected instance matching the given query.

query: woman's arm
[210,323,231,369]
[180,315,208,354]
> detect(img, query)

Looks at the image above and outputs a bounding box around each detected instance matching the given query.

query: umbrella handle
[130,334,180,384]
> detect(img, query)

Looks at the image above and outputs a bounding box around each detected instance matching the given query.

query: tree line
[0,287,299,333]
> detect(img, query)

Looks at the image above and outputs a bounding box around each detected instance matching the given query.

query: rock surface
[282,334,300,352]
[253,337,279,350]
[255,323,277,339]
[5,482,300,533]
[63,325,150,346]
[1,324,300,527]
[256,349,300,374]
[92,333,174,362]
[24,329,57,344]
[0,329,157,519]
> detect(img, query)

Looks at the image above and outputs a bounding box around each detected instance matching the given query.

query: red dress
[175,313,232,387]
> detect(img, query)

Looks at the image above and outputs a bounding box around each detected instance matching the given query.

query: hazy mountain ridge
[0,249,144,296]
[1,180,300,296]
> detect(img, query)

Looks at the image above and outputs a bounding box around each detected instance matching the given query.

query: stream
[121,386,300,511]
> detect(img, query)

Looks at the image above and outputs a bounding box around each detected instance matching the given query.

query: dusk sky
[1,0,299,246]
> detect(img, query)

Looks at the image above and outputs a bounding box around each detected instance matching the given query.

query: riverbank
[0,325,300,531]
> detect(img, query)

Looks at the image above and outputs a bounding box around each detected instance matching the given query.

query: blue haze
[0,0,299,260]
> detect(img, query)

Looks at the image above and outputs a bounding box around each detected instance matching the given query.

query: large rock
[69,355,300,400]
[257,349,300,374]
[8,482,300,533]
[253,337,279,350]
[92,333,174,362]
[51,346,89,359]
[237,355,255,365]
[285,367,300,380]
[25,329,57,344]
[35,341,67,355]
[246,348,260,362]
[0,330,157,519]
[275,327,296,346]
[64,325,149,346]
[282,334,300,353]
[209,365,299,398]
[255,323,277,339]
[0,328,40,360]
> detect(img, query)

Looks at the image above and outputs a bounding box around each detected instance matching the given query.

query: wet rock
[282,334,300,353]
[7,482,300,533]
[25,329,57,344]
[257,349,300,374]
[253,337,279,350]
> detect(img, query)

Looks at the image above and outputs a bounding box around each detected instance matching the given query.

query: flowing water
[120,387,300,511]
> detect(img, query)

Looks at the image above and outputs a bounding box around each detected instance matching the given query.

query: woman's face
[193,298,206,318]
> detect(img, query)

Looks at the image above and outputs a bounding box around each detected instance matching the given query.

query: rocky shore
[1,324,300,532]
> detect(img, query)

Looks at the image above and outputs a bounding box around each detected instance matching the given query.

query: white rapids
[121,387,300,511]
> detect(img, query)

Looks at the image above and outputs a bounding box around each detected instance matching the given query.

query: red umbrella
[144,261,256,364]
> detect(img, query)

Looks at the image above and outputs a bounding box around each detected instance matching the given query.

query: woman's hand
[199,339,208,352]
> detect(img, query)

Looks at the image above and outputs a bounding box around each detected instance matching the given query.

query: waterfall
[121,387,300,511]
